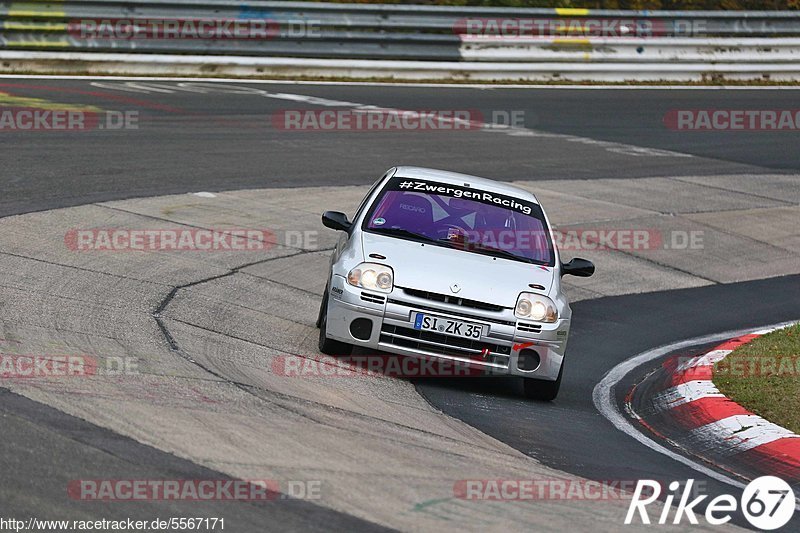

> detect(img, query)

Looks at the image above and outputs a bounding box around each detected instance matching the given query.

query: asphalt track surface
[0,389,389,531]
[1,80,799,217]
[2,79,800,530]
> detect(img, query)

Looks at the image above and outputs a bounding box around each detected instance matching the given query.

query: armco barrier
[1,1,800,80]
[4,51,800,82]
[460,37,800,64]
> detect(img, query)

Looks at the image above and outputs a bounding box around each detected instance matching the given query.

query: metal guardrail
[1,1,800,81]
[1,1,800,61]
[461,37,800,64]
[5,50,800,82]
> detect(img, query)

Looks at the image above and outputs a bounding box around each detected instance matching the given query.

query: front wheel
[522,362,563,401]
[315,286,328,329]
[318,290,352,356]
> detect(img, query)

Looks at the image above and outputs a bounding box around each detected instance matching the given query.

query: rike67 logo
[626,477,796,530]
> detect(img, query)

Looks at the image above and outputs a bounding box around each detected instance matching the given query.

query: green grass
[714,324,800,435]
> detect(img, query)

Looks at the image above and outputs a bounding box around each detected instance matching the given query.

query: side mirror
[561,258,595,278]
[321,211,352,232]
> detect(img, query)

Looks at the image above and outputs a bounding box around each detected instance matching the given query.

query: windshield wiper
[371,227,441,245]
[455,241,537,264]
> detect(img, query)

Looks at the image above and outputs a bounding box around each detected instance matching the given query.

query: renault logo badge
[450,284,461,293]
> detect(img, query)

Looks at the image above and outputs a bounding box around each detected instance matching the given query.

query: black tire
[315,287,328,329]
[318,291,353,356]
[522,362,563,401]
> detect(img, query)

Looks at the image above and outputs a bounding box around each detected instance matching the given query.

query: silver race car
[317,167,594,400]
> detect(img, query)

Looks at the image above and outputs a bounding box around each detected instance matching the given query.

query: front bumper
[325,275,569,380]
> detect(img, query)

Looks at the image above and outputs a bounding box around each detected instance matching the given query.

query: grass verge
[714,324,800,435]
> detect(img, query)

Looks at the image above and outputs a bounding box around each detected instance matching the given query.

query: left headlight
[347,262,394,293]
[515,292,558,323]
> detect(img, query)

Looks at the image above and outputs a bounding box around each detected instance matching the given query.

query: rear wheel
[522,362,563,401]
[317,290,352,356]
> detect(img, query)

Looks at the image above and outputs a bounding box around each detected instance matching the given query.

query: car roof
[392,166,539,205]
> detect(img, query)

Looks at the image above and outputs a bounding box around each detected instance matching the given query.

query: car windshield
[363,177,554,266]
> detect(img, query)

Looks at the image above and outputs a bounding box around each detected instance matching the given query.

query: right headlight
[515,292,558,323]
[347,262,394,293]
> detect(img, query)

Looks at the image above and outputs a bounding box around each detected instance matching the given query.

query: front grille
[361,292,386,304]
[517,322,542,333]
[380,324,510,367]
[401,288,505,313]
[388,299,516,326]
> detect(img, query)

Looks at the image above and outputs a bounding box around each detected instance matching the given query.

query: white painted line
[752,325,790,335]
[71,81,693,159]
[592,319,800,509]
[2,74,800,90]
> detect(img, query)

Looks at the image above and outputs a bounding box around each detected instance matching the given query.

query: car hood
[361,232,554,306]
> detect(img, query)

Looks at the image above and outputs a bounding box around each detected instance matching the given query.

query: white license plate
[413,312,483,339]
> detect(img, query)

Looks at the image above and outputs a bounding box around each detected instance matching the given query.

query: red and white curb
[627,326,800,484]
